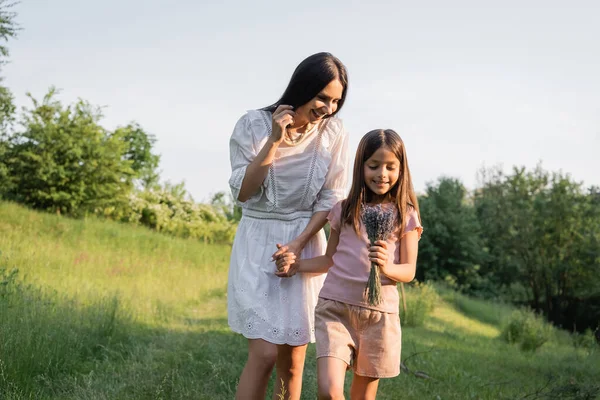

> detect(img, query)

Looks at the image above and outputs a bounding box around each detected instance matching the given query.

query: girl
[275,129,422,399]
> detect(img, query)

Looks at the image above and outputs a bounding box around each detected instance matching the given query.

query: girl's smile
[364,146,400,202]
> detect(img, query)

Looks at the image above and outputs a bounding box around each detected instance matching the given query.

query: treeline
[418,171,599,333]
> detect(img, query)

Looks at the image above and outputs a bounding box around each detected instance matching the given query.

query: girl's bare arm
[370,230,419,283]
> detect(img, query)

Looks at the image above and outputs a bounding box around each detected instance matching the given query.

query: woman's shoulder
[319,116,347,151]
[237,109,270,124]
[233,110,271,138]
[322,116,345,135]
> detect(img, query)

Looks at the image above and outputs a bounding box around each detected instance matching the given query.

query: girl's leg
[350,374,379,400]
[272,343,308,400]
[235,338,278,400]
[317,356,348,400]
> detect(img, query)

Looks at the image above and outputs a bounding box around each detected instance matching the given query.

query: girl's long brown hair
[341,129,421,235]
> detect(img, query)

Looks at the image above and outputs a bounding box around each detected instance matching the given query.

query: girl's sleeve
[228,113,265,206]
[402,208,423,240]
[327,201,343,232]
[313,122,349,213]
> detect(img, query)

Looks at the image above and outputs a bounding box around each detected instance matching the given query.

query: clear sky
[5,0,599,202]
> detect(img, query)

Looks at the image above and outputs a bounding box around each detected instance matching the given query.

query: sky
[4,0,599,202]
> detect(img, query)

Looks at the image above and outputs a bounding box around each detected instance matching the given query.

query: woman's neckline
[279,119,323,148]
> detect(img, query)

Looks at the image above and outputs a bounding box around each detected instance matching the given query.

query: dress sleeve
[313,121,349,213]
[228,113,265,206]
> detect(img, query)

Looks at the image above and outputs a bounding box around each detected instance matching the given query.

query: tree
[417,177,487,293]
[0,0,19,192]
[474,165,600,331]
[2,88,136,215]
[114,123,160,189]
[0,0,18,129]
[0,83,13,131]
[0,0,19,67]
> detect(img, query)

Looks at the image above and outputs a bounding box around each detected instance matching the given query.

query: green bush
[103,186,237,245]
[572,328,598,351]
[400,282,439,327]
[501,308,553,351]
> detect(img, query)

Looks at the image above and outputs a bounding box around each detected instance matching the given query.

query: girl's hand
[272,240,304,263]
[272,240,304,276]
[274,251,299,277]
[369,240,389,270]
[271,105,295,144]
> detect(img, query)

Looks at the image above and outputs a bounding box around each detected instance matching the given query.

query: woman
[228,52,349,399]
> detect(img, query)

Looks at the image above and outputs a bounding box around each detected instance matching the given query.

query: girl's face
[363,145,400,202]
[293,79,344,127]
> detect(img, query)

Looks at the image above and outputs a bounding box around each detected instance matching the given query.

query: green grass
[1,201,599,399]
[436,284,515,327]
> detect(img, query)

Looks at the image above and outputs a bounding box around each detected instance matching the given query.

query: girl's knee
[318,383,344,400]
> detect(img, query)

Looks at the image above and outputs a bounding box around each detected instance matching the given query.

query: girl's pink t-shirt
[319,200,423,313]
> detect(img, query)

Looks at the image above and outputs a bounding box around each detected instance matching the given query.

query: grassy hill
[1,201,598,399]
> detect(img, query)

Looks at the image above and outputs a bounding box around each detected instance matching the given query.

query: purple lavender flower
[362,204,396,306]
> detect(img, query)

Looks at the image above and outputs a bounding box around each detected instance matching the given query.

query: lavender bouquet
[362,204,396,306]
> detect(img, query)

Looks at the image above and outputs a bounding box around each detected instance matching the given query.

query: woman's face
[293,79,344,127]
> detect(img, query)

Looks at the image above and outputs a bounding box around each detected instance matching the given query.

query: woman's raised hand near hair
[271,105,295,144]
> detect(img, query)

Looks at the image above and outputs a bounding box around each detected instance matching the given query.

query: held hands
[369,240,389,273]
[271,105,295,144]
[272,241,303,278]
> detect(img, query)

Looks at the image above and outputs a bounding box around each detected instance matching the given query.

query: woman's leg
[235,338,278,400]
[272,343,308,400]
[317,356,348,400]
[349,374,379,400]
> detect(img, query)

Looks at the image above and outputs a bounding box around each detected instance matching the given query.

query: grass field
[1,201,598,399]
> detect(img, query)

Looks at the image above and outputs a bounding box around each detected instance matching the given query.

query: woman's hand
[369,240,389,271]
[272,240,305,277]
[274,250,299,277]
[271,105,295,144]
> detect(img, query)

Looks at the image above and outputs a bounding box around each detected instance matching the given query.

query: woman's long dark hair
[263,52,348,117]
[342,129,421,236]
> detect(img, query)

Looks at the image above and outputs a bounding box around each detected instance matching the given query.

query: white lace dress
[227,109,349,345]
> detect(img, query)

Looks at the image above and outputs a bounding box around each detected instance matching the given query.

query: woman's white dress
[227,109,349,345]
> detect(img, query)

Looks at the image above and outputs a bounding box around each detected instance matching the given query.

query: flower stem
[365,261,383,306]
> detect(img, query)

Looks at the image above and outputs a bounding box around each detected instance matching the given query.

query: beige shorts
[314,298,402,378]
